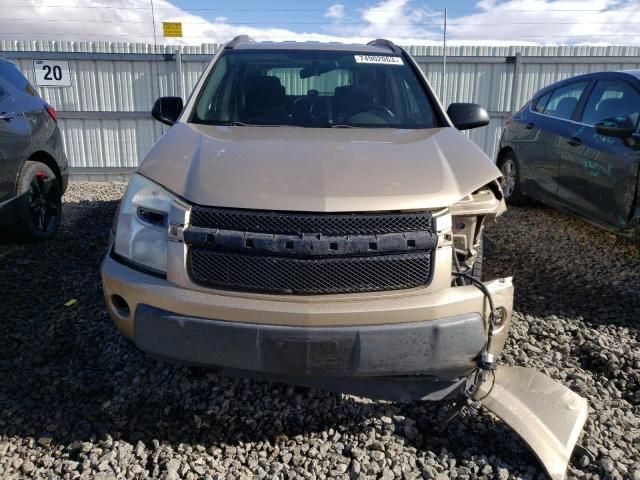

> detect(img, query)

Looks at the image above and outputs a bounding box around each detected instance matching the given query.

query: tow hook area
[471,366,589,480]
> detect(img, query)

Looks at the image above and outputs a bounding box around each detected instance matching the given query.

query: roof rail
[367,38,402,54]
[224,35,255,50]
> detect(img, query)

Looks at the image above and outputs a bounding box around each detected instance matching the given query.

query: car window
[581,79,640,129]
[0,61,38,97]
[544,81,589,120]
[191,50,440,129]
[194,54,229,122]
[532,92,551,113]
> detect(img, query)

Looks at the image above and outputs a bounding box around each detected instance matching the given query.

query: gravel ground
[0,182,638,480]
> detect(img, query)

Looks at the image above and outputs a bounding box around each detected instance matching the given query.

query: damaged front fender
[473,366,588,480]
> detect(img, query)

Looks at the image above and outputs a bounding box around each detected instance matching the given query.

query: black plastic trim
[189,205,434,235]
[134,304,484,381]
[184,228,437,256]
[109,246,166,279]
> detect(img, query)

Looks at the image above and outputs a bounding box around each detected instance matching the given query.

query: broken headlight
[113,173,176,274]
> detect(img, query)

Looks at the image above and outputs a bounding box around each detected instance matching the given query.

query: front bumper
[101,256,589,480]
[101,251,513,401]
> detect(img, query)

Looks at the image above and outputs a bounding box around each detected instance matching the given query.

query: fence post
[442,8,447,105]
[175,47,183,99]
[510,52,522,113]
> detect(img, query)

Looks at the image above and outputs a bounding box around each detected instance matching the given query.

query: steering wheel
[345,103,395,122]
[293,89,321,120]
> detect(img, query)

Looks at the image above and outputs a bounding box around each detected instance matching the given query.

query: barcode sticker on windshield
[354,55,404,65]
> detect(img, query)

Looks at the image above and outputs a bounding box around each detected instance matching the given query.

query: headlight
[113,173,176,273]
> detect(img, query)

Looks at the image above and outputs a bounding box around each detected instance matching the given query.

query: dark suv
[0,57,68,240]
[497,70,640,240]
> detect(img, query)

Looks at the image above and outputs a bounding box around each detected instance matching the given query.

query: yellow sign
[163,22,183,38]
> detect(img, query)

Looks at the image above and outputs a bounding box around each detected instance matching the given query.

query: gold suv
[101,36,587,480]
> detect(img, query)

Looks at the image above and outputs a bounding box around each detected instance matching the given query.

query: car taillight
[505,115,512,127]
[45,104,57,123]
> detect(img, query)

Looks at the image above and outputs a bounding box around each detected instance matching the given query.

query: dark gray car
[497,70,640,242]
[0,57,68,240]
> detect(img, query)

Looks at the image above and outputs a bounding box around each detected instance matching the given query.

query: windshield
[191,50,441,128]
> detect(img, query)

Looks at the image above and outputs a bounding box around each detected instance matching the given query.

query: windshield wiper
[231,121,291,127]
[225,121,358,128]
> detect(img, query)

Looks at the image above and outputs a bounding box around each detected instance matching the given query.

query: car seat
[243,75,287,121]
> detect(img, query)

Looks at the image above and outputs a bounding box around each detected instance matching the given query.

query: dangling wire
[444,265,500,426]
[452,271,496,353]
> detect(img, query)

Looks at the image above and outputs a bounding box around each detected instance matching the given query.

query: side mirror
[446,103,490,130]
[595,121,634,139]
[152,96,183,126]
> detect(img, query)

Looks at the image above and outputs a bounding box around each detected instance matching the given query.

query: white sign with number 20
[33,60,71,87]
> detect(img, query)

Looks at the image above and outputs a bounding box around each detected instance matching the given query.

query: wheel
[453,234,483,283]
[15,161,62,241]
[498,152,529,206]
[469,234,483,281]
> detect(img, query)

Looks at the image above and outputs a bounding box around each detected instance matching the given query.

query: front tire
[498,152,529,206]
[469,235,483,281]
[15,161,62,241]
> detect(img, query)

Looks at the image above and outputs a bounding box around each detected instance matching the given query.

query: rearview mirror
[152,96,184,126]
[446,103,490,130]
[300,61,338,79]
[595,121,635,139]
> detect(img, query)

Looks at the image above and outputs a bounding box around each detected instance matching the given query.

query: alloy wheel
[28,172,60,233]
[501,159,517,198]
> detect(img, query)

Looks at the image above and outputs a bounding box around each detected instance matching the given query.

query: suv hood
[138,123,501,212]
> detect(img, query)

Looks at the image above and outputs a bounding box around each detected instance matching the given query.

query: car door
[0,72,32,206]
[558,77,640,228]
[537,80,592,207]
[514,90,560,200]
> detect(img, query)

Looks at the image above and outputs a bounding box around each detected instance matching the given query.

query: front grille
[190,206,433,235]
[188,249,433,295]
[185,207,436,295]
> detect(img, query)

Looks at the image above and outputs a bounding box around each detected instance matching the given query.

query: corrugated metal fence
[2,40,640,178]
